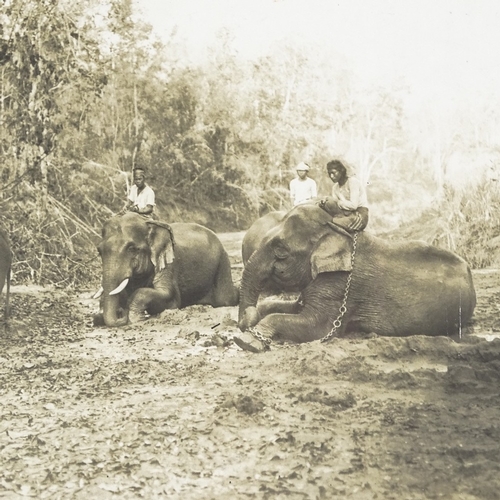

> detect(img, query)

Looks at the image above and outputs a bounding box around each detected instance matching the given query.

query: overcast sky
[133,0,500,108]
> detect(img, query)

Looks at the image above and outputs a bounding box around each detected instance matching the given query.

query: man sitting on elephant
[120,167,156,218]
[318,159,369,233]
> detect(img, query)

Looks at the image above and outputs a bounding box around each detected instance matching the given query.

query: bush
[390,180,500,269]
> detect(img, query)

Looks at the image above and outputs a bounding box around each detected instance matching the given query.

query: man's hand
[317,199,327,210]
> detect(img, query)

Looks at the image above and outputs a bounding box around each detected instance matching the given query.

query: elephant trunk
[102,267,129,327]
[102,293,127,327]
[238,253,271,330]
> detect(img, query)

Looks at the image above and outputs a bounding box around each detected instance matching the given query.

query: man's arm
[338,177,360,210]
[136,204,153,215]
[118,199,134,215]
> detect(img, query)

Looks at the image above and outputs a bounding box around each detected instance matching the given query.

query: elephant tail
[4,265,10,322]
[466,264,477,317]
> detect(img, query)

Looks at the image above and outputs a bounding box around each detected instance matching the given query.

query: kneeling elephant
[234,204,476,352]
[94,213,239,327]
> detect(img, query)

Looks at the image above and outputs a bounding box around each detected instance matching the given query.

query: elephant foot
[238,306,260,331]
[233,331,269,353]
[128,309,148,324]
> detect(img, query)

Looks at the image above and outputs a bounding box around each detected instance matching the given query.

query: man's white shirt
[128,184,155,210]
[290,177,317,206]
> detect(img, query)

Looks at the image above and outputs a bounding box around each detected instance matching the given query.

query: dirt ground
[1,231,500,500]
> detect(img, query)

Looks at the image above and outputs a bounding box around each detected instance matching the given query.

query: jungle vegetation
[1,0,500,286]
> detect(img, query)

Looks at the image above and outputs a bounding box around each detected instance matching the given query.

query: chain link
[247,327,272,347]
[246,327,297,350]
[320,231,358,343]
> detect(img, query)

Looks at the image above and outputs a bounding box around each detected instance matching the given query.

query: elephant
[0,228,11,322]
[234,203,476,352]
[94,213,239,327]
[242,211,285,265]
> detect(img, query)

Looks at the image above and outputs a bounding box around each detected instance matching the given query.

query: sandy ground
[1,231,500,499]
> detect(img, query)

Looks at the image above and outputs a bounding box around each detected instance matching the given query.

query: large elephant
[234,203,476,352]
[94,213,239,327]
[0,228,11,322]
[241,211,285,265]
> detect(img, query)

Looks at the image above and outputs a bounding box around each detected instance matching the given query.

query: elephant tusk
[109,278,129,296]
[92,286,104,299]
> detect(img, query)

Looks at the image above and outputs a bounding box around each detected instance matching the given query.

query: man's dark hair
[326,160,347,176]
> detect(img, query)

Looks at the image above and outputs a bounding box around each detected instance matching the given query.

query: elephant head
[96,213,175,327]
[238,204,353,330]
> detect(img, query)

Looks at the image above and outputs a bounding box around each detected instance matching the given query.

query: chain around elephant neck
[320,231,358,343]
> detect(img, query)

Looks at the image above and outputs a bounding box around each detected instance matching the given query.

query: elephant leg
[128,287,180,323]
[257,276,349,344]
[257,297,301,319]
[235,276,351,352]
[256,311,331,344]
[238,297,300,331]
[234,308,329,352]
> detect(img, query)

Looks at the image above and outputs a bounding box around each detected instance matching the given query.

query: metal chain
[320,231,358,343]
[247,327,272,347]
[247,231,359,349]
[247,327,296,350]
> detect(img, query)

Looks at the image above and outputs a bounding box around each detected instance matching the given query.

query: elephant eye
[126,243,139,254]
[274,244,288,260]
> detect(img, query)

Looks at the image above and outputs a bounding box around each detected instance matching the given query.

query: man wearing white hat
[289,162,317,206]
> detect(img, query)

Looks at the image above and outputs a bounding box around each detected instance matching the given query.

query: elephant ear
[310,232,353,280]
[146,221,175,272]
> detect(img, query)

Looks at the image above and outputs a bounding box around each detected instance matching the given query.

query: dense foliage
[1,0,500,285]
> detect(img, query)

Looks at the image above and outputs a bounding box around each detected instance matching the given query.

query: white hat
[296,162,310,171]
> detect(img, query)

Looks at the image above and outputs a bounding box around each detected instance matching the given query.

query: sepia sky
[133,0,500,108]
